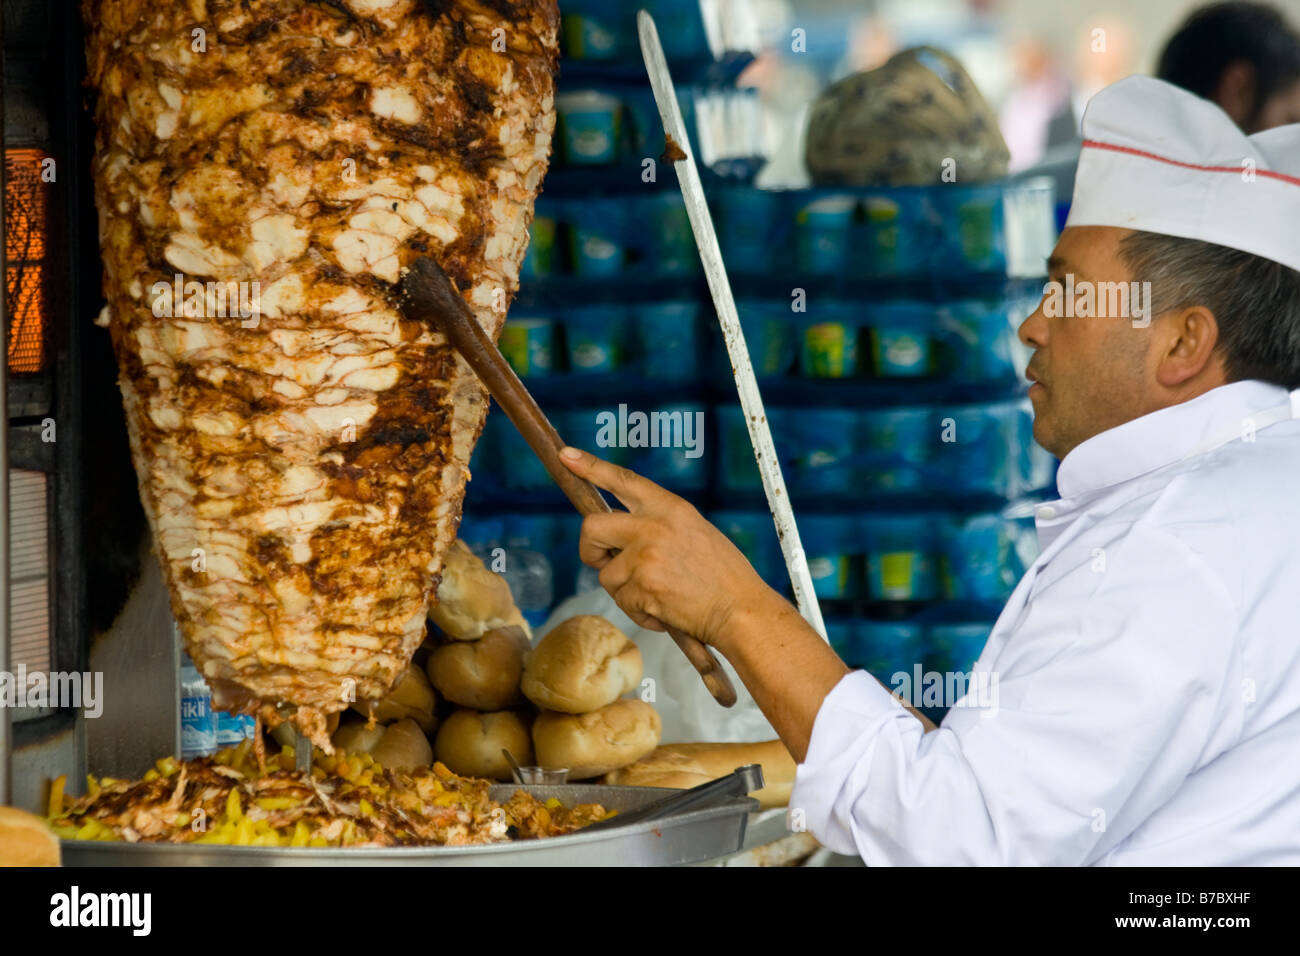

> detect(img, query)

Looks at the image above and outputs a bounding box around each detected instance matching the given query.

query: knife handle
[401,258,737,708]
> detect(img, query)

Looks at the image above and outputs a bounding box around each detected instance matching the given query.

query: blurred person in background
[1157,0,1300,132]
[1024,0,1300,207]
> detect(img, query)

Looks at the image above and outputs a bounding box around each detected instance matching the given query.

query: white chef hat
[1065,75,1300,274]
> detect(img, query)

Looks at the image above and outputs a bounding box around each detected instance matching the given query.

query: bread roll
[0,806,61,866]
[331,717,387,755]
[426,626,529,710]
[522,615,642,714]
[533,699,661,779]
[434,709,532,781]
[602,740,797,808]
[430,540,530,640]
[351,665,437,733]
[368,718,434,772]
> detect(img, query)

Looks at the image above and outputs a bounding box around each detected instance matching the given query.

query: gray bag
[806,46,1010,187]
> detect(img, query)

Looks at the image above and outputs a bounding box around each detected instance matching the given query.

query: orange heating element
[5,148,49,375]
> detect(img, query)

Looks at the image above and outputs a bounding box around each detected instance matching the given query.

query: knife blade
[637,10,827,640]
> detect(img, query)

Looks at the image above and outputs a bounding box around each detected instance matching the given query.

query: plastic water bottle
[215,710,256,747]
[502,547,554,630]
[179,652,218,759]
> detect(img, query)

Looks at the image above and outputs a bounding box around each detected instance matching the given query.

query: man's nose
[1018,299,1048,349]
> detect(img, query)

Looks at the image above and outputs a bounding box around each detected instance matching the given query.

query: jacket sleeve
[789,525,1242,865]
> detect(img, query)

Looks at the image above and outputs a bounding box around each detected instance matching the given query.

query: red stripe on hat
[1081,139,1300,187]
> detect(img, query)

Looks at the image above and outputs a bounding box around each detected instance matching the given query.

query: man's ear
[1215,60,1258,127]
[1155,305,1222,389]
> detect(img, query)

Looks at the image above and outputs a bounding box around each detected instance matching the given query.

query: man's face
[1017,226,1161,458]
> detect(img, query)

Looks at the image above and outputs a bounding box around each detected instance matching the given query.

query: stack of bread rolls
[329,542,662,782]
[521,615,662,779]
[328,540,530,777]
[422,540,536,781]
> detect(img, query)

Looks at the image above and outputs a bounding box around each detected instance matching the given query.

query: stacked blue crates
[460,4,1059,722]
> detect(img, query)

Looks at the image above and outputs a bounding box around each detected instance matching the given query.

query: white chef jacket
[790,380,1300,865]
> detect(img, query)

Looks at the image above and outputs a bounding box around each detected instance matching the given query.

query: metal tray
[59,784,759,867]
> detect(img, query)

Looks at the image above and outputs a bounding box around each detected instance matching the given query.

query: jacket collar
[1054,380,1294,500]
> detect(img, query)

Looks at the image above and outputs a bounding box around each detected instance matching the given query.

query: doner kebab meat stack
[83,0,559,749]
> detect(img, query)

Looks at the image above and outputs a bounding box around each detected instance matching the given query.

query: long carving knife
[637,10,827,640]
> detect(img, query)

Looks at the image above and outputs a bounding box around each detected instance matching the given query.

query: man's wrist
[712,584,797,660]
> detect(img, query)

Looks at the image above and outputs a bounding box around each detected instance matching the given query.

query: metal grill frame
[2,0,95,800]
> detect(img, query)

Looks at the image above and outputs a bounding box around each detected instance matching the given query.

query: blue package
[799,303,862,379]
[622,85,662,161]
[799,513,863,600]
[937,183,1007,274]
[498,316,557,378]
[857,188,932,277]
[936,403,1013,495]
[936,299,1023,383]
[792,408,859,495]
[824,617,858,664]
[573,407,633,467]
[633,300,699,380]
[568,199,626,275]
[643,0,710,60]
[627,402,709,490]
[927,621,994,675]
[560,3,629,60]
[939,513,1019,602]
[862,513,939,601]
[649,193,698,276]
[563,304,629,372]
[557,90,624,165]
[858,406,933,493]
[719,187,786,274]
[868,301,935,377]
[854,620,927,683]
[710,510,784,586]
[715,405,783,492]
[1011,398,1058,494]
[520,204,560,279]
[735,300,796,379]
[795,193,856,276]
[495,418,555,490]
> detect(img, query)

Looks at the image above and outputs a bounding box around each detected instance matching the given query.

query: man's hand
[558,446,778,652]
[559,446,929,758]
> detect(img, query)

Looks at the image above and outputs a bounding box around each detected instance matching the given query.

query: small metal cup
[514,766,569,785]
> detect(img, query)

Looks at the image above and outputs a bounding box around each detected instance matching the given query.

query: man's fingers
[610,580,668,633]
[596,552,634,601]
[577,512,644,568]
[559,446,659,512]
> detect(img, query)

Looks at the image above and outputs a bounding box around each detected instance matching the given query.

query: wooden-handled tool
[398,257,737,708]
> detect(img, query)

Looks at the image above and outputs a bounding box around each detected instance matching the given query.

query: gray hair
[1119,231,1300,389]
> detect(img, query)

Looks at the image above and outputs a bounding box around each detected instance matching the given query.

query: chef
[557,75,1300,865]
